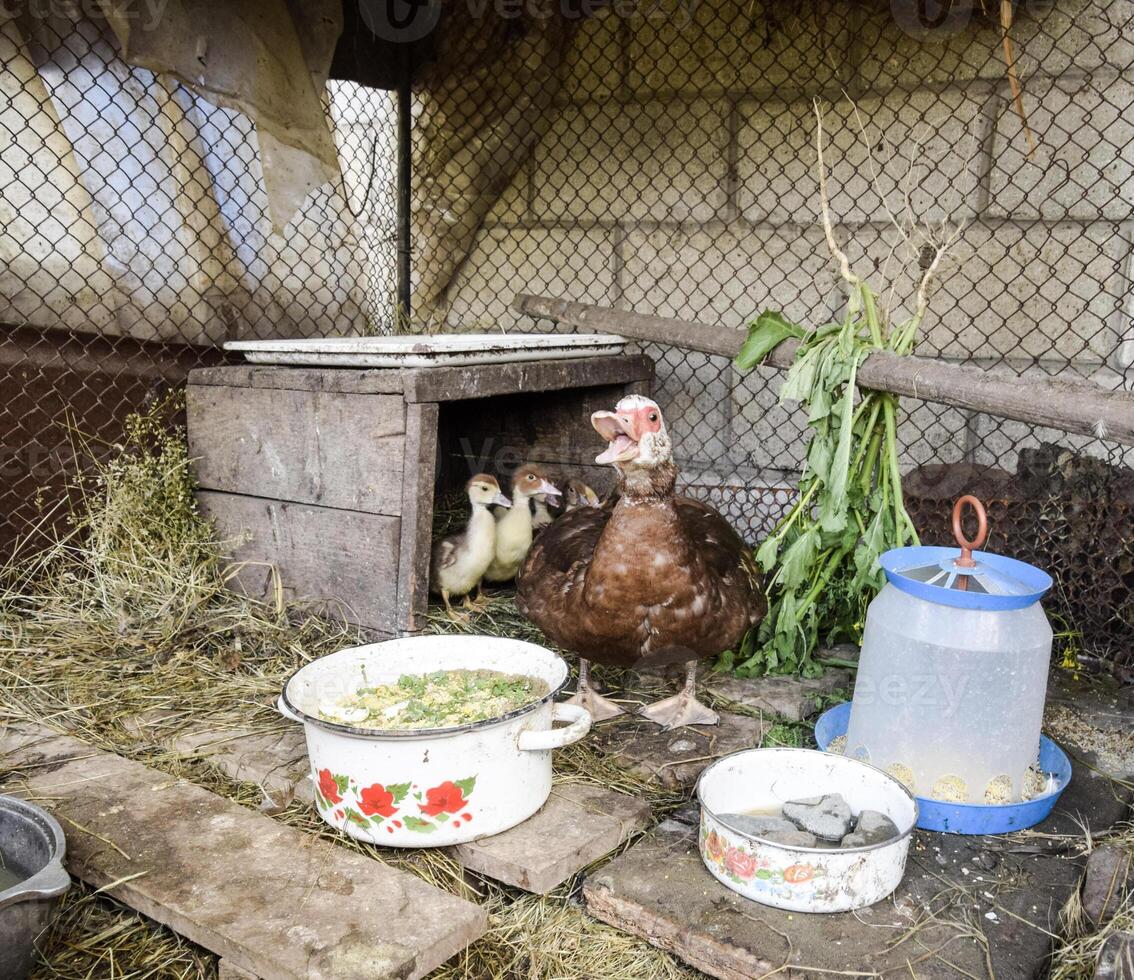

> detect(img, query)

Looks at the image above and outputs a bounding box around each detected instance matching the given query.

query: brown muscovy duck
[517,395,766,728]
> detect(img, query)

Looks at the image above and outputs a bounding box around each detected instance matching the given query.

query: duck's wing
[515,505,611,645]
[519,504,609,577]
[432,535,460,571]
[674,497,766,622]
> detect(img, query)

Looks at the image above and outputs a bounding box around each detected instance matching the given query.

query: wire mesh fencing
[2,1,1131,660]
[1,10,397,551]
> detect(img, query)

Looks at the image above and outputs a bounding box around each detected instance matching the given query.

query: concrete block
[626,0,854,97]
[621,222,839,329]
[840,219,1128,364]
[737,87,991,225]
[729,361,810,474]
[443,225,617,328]
[677,465,797,543]
[897,397,970,472]
[483,156,530,225]
[989,75,1134,221]
[648,343,733,469]
[449,782,651,893]
[531,98,729,223]
[622,222,836,473]
[854,0,1134,91]
[560,7,623,102]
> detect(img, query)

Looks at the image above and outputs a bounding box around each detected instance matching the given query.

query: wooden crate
[186,354,654,636]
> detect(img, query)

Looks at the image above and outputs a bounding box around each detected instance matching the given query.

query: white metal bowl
[696,748,918,912]
[278,635,591,847]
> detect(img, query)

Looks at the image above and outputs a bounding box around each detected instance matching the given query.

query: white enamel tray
[225,333,627,368]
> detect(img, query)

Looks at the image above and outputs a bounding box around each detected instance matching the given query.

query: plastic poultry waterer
[845,495,1055,806]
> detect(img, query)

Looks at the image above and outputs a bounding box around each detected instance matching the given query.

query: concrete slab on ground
[450,781,651,893]
[0,726,486,980]
[583,749,1130,980]
[590,711,771,790]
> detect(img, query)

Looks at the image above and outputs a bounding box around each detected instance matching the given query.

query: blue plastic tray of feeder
[814,702,1072,835]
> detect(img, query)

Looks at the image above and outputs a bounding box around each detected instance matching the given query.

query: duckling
[430,474,511,617]
[565,478,602,511]
[531,492,556,532]
[484,465,561,583]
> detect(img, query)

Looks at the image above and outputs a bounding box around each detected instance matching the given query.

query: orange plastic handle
[951,495,988,577]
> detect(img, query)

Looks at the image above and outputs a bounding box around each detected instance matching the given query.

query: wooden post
[514,294,1134,448]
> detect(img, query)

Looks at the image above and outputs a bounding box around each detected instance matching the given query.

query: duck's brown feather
[516,494,765,669]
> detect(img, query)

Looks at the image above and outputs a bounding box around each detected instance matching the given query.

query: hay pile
[0,399,697,980]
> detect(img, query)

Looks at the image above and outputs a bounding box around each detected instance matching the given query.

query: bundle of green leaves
[724,282,922,677]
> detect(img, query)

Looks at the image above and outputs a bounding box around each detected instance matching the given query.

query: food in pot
[318,669,549,730]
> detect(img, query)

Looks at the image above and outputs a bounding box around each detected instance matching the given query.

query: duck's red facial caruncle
[592,396,669,467]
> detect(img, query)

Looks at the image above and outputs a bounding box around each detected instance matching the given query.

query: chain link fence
[2,1,1131,660]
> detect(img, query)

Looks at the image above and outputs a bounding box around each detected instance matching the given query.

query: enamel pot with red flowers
[277,635,591,847]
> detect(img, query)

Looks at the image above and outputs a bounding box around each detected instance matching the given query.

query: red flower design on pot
[420,780,469,817]
[724,847,758,880]
[358,783,398,819]
[318,768,342,805]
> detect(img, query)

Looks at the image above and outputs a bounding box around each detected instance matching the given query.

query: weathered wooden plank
[188,365,406,394]
[403,354,655,403]
[516,294,1134,448]
[396,402,439,633]
[187,386,405,515]
[189,354,654,402]
[0,726,486,980]
[197,491,400,634]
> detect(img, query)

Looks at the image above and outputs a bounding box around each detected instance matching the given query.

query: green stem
[769,480,819,546]
[882,396,904,538]
[860,283,884,347]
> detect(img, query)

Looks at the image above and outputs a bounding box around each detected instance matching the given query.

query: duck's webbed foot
[638,662,719,730]
[567,659,625,721]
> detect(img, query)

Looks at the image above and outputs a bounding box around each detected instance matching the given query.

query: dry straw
[0,397,691,978]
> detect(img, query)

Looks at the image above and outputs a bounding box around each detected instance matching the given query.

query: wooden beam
[514,294,1134,448]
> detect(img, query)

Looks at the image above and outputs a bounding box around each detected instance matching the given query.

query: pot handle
[517,702,592,752]
[276,695,303,724]
[0,861,70,912]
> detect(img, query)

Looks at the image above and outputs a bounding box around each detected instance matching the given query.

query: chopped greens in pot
[318,669,549,730]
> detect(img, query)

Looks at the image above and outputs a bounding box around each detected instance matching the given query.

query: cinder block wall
[441,0,1133,525]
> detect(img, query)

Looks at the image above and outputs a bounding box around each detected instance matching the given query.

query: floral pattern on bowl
[315,768,477,835]
[700,824,823,890]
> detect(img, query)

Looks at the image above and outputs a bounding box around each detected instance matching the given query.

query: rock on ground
[1083,844,1134,928]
